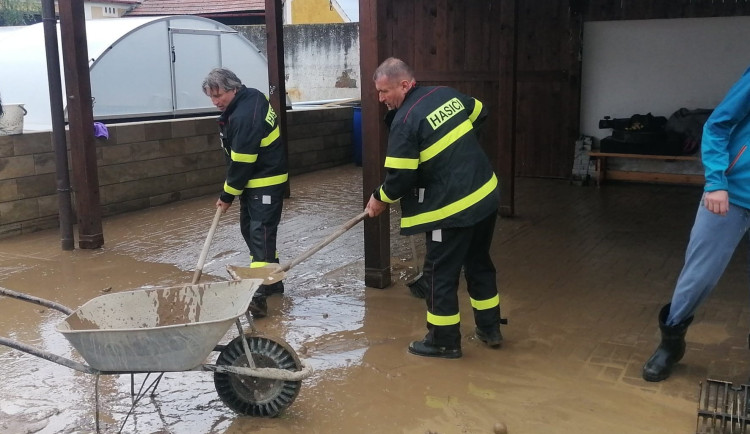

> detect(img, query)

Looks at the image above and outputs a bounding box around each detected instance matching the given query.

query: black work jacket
[217,86,287,203]
[374,85,499,235]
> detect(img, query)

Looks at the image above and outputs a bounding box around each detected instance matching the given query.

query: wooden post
[359,0,391,289]
[58,0,103,249]
[497,0,518,217]
[265,0,290,197]
[41,0,75,251]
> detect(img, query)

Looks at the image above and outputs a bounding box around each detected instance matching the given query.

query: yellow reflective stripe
[379,186,396,203]
[265,104,277,126]
[224,182,243,196]
[426,97,465,130]
[246,173,288,188]
[469,99,483,123]
[420,119,472,163]
[401,173,497,228]
[427,311,460,326]
[250,261,270,268]
[384,156,419,169]
[231,150,258,163]
[470,294,500,310]
[260,126,280,147]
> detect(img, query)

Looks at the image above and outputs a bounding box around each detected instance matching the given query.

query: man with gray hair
[202,68,288,318]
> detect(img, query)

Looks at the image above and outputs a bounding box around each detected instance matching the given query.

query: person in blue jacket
[642,65,750,382]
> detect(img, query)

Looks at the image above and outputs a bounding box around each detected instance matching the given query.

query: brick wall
[0,106,354,238]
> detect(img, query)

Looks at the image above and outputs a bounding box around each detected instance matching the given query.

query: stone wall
[234,23,361,103]
[0,106,354,238]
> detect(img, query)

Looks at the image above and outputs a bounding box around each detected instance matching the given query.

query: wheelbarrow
[0,208,314,431]
[0,279,313,430]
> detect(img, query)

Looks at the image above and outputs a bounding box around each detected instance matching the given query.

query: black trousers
[239,188,284,270]
[422,211,500,348]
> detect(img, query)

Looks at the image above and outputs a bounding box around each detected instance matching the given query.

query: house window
[103,6,117,17]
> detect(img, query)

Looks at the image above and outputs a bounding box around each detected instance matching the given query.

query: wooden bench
[587,151,703,186]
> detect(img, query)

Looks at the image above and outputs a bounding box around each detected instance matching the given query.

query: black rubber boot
[259,281,284,296]
[247,296,268,319]
[642,303,693,382]
[408,339,462,359]
[475,327,503,348]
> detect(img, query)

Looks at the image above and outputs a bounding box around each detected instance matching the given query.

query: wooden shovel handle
[192,207,223,284]
[280,211,368,273]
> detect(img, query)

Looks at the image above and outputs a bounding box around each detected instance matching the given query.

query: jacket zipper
[726,145,747,174]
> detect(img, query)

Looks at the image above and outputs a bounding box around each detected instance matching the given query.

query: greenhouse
[0,15,269,131]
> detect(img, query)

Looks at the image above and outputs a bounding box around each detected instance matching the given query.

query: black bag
[599,112,675,155]
[664,108,713,155]
[599,113,667,133]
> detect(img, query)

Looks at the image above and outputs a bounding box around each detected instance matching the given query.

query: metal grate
[697,379,750,434]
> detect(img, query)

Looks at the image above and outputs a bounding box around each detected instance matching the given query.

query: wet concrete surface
[1,165,748,433]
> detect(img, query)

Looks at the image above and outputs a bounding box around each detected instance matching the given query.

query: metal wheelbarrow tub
[57,279,262,372]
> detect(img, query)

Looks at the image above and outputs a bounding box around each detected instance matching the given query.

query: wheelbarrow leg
[234,319,256,369]
[119,373,164,433]
[95,375,101,433]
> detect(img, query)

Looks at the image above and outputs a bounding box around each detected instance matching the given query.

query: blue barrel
[352,106,363,166]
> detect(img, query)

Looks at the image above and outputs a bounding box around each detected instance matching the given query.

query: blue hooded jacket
[702,65,750,210]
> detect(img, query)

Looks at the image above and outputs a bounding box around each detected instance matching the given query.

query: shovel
[405,235,423,286]
[227,211,368,284]
[192,207,223,284]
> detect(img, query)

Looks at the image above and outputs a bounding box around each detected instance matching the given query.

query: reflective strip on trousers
[427,311,460,326]
[470,294,499,310]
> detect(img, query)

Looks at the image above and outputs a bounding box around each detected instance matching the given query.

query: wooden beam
[265,0,290,197]
[418,70,500,82]
[606,170,704,185]
[360,0,391,289]
[58,0,103,249]
[497,0,518,217]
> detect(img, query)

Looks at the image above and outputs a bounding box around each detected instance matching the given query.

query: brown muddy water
[0,167,740,433]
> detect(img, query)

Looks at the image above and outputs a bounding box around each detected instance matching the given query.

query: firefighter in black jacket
[202,68,288,318]
[365,58,503,359]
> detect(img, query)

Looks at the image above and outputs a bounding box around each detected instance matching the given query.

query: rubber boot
[642,303,693,382]
[247,296,268,318]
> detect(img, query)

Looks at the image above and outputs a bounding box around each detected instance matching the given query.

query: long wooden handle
[280,211,368,273]
[192,207,223,284]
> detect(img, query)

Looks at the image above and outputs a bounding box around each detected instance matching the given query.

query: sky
[337,0,359,21]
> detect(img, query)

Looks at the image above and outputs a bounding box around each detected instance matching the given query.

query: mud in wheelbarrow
[0,279,313,428]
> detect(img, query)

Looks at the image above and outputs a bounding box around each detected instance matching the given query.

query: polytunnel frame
[0,15,271,131]
[83,15,271,125]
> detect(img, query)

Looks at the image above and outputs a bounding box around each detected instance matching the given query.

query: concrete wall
[0,106,354,238]
[581,16,750,143]
[579,16,750,178]
[234,23,361,103]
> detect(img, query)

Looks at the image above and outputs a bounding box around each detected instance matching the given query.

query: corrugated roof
[127,0,265,16]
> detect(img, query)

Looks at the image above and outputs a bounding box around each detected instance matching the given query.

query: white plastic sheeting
[0,16,270,131]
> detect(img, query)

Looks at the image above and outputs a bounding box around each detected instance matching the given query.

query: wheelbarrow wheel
[214,334,302,417]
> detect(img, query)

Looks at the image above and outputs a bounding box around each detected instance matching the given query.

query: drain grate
[697,379,750,434]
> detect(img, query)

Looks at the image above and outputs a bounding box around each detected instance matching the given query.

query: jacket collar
[384,85,418,128]
[218,85,248,123]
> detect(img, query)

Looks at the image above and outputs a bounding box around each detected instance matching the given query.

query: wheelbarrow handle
[0,286,74,315]
[0,336,96,374]
[192,206,223,284]
[280,211,368,273]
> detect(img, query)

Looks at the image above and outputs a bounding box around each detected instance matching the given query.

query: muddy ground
[1,166,746,433]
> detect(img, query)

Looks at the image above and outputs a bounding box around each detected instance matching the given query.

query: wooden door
[515,0,581,178]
